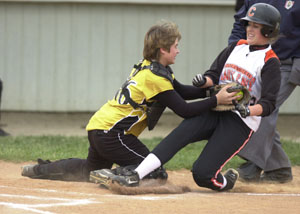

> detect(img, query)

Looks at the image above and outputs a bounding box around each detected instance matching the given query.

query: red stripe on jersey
[211,130,254,189]
[237,39,248,46]
[265,49,279,63]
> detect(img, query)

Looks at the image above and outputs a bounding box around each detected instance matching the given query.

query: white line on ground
[245,192,300,197]
[1,185,300,198]
[0,202,54,214]
[0,193,100,214]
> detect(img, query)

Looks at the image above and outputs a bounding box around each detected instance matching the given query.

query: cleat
[144,167,168,180]
[114,165,168,181]
[112,169,140,187]
[21,165,41,178]
[219,168,239,192]
[112,165,137,176]
[90,169,115,188]
[90,168,140,187]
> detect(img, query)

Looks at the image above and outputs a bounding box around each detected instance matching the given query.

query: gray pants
[238,58,300,172]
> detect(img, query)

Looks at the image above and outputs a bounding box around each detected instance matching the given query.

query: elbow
[174,111,193,119]
[173,107,194,119]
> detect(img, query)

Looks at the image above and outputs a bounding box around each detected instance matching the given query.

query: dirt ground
[0,111,300,214]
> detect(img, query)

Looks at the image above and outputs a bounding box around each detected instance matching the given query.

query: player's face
[160,38,180,66]
[246,22,269,45]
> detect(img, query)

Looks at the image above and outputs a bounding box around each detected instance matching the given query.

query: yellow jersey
[86,59,174,136]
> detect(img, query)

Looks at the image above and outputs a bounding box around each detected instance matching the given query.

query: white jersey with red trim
[219,41,274,131]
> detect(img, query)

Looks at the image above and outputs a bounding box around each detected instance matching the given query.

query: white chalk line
[243,192,300,197]
[0,192,100,214]
[0,185,180,214]
[195,192,300,197]
[1,185,300,198]
[0,185,97,196]
[0,201,54,214]
[1,184,300,198]
[1,186,300,214]
[0,185,180,200]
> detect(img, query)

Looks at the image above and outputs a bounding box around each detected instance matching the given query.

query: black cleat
[144,166,168,180]
[218,168,239,192]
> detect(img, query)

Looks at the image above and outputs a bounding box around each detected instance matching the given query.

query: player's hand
[215,85,239,105]
[233,100,250,118]
[192,74,207,87]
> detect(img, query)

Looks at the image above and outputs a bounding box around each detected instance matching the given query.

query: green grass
[0,136,299,171]
[0,136,89,162]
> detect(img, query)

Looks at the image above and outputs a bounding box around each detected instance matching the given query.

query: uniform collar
[249,44,269,52]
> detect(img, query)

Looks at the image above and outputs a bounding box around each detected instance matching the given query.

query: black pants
[37,130,150,181]
[152,110,253,190]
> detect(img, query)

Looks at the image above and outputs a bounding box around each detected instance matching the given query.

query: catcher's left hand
[207,82,251,111]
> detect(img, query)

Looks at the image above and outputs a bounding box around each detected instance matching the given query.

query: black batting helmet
[241,3,281,38]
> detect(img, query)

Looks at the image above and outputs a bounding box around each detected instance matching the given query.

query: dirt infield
[1,112,300,213]
[1,162,300,214]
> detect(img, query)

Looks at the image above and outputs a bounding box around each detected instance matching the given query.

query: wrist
[212,95,218,106]
[202,76,207,85]
[246,106,251,117]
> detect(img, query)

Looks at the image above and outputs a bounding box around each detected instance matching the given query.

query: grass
[0,136,299,171]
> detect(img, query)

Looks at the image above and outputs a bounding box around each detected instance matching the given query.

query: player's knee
[192,172,221,190]
[191,166,212,185]
[192,171,211,187]
[192,166,220,190]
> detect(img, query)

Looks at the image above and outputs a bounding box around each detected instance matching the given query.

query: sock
[220,175,227,190]
[135,153,161,179]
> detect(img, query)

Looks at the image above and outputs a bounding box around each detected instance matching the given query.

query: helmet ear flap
[261,23,280,38]
[261,27,273,38]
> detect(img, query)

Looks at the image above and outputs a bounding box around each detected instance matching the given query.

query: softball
[236,91,244,101]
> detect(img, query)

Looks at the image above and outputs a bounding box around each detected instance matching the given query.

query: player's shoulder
[265,49,279,63]
[236,39,248,46]
[139,60,174,83]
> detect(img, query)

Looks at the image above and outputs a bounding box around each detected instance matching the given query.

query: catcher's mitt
[207,82,251,111]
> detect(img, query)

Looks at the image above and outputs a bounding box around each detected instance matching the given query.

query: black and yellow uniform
[32,59,218,181]
[86,59,174,136]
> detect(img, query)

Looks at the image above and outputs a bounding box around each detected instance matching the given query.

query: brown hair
[143,20,181,61]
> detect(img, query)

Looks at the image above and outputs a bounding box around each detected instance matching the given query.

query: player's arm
[257,58,281,116]
[172,78,207,100]
[153,89,217,118]
[248,104,263,116]
[154,85,237,118]
[235,58,281,118]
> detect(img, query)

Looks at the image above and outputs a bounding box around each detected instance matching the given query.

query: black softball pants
[152,110,253,190]
[36,130,150,181]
